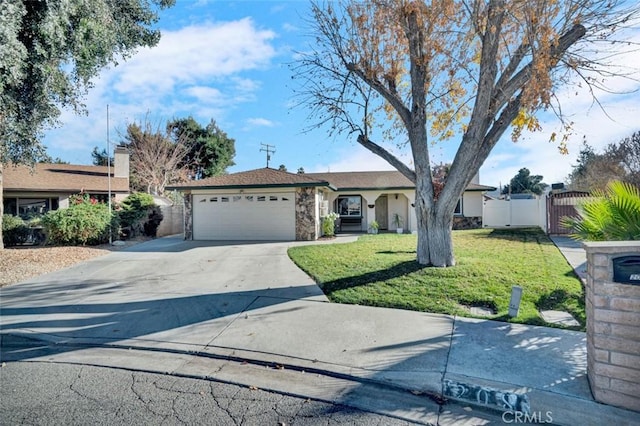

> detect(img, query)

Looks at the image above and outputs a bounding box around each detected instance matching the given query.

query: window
[210,197,218,202]
[269,195,278,201]
[245,195,254,202]
[336,196,362,217]
[3,198,17,216]
[17,198,50,218]
[221,197,229,202]
[454,198,463,215]
[257,196,266,201]
[233,195,242,202]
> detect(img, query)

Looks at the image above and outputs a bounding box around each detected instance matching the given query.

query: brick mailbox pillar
[583,241,640,412]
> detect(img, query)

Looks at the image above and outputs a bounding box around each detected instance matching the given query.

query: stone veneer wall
[295,187,317,241]
[583,241,640,412]
[183,193,193,240]
[453,216,482,230]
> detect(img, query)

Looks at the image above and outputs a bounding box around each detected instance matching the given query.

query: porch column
[361,192,382,232]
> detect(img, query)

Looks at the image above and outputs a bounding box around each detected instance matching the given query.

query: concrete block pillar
[584,241,640,412]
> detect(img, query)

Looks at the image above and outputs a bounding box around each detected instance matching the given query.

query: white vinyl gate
[483,198,547,232]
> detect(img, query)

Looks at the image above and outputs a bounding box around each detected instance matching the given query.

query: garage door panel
[193,193,295,240]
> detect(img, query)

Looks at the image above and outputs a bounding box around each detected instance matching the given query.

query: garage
[193,192,296,240]
[167,168,332,242]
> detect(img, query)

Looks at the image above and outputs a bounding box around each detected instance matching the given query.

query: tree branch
[356,134,416,183]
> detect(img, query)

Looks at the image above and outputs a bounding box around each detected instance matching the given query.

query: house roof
[307,171,414,190]
[167,168,496,192]
[3,163,129,194]
[166,168,334,190]
[307,170,496,192]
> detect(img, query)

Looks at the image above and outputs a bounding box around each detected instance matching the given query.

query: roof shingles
[166,168,495,192]
[167,168,332,189]
[3,163,129,193]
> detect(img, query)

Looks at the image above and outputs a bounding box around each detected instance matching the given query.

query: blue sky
[43,0,640,188]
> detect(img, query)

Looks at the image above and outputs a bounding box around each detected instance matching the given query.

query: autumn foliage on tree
[295,0,638,266]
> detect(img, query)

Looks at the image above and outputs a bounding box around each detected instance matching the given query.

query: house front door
[375,196,388,230]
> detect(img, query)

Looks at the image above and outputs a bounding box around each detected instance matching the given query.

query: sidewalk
[1,236,637,425]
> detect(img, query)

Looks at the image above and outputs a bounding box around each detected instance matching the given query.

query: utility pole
[107,104,112,245]
[260,143,276,168]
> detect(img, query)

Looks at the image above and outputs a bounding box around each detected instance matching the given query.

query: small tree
[502,168,548,195]
[568,140,627,192]
[562,181,640,241]
[91,147,113,166]
[167,117,236,179]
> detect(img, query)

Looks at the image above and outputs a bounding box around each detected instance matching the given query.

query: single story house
[167,168,495,241]
[3,146,130,219]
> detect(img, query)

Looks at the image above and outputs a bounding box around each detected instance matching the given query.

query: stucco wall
[157,204,184,237]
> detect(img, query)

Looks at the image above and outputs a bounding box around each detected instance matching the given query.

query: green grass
[288,228,585,330]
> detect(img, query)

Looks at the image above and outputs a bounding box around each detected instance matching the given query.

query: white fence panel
[483,199,510,227]
[483,198,547,231]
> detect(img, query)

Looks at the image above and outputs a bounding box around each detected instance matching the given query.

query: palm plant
[561,181,640,241]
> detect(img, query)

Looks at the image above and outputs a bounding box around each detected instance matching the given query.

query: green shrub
[118,192,163,237]
[42,195,114,245]
[2,215,31,246]
[322,212,340,237]
[562,180,640,241]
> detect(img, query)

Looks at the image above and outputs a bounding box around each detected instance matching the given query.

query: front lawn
[288,228,585,329]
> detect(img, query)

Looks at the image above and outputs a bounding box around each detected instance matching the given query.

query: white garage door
[193,193,295,240]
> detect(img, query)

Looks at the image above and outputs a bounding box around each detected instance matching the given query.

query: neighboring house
[167,167,495,241]
[3,146,130,219]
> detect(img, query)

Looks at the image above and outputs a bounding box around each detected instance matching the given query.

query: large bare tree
[294,0,639,266]
[122,117,191,196]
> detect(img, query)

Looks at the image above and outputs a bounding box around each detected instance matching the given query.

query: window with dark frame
[454,198,463,215]
[336,195,362,217]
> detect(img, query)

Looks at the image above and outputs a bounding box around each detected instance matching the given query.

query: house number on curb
[443,379,531,414]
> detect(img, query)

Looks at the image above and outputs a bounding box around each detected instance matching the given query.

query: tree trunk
[414,185,455,267]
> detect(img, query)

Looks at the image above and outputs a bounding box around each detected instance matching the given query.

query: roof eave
[334,186,415,192]
[166,182,335,191]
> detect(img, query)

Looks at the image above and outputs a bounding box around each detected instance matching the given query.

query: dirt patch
[0,237,151,288]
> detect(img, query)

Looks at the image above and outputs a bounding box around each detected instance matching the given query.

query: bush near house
[2,214,31,246]
[42,194,115,245]
[118,192,163,238]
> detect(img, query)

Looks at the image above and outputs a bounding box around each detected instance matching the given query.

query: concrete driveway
[0,236,329,357]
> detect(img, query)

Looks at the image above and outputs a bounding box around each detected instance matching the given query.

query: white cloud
[43,17,279,163]
[183,86,224,103]
[110,19,276,96]
[246,117,276,127]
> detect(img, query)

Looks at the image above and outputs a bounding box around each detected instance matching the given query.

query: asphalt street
[0,361,419,425]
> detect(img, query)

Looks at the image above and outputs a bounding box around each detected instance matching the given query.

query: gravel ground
[0,238,149,288]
